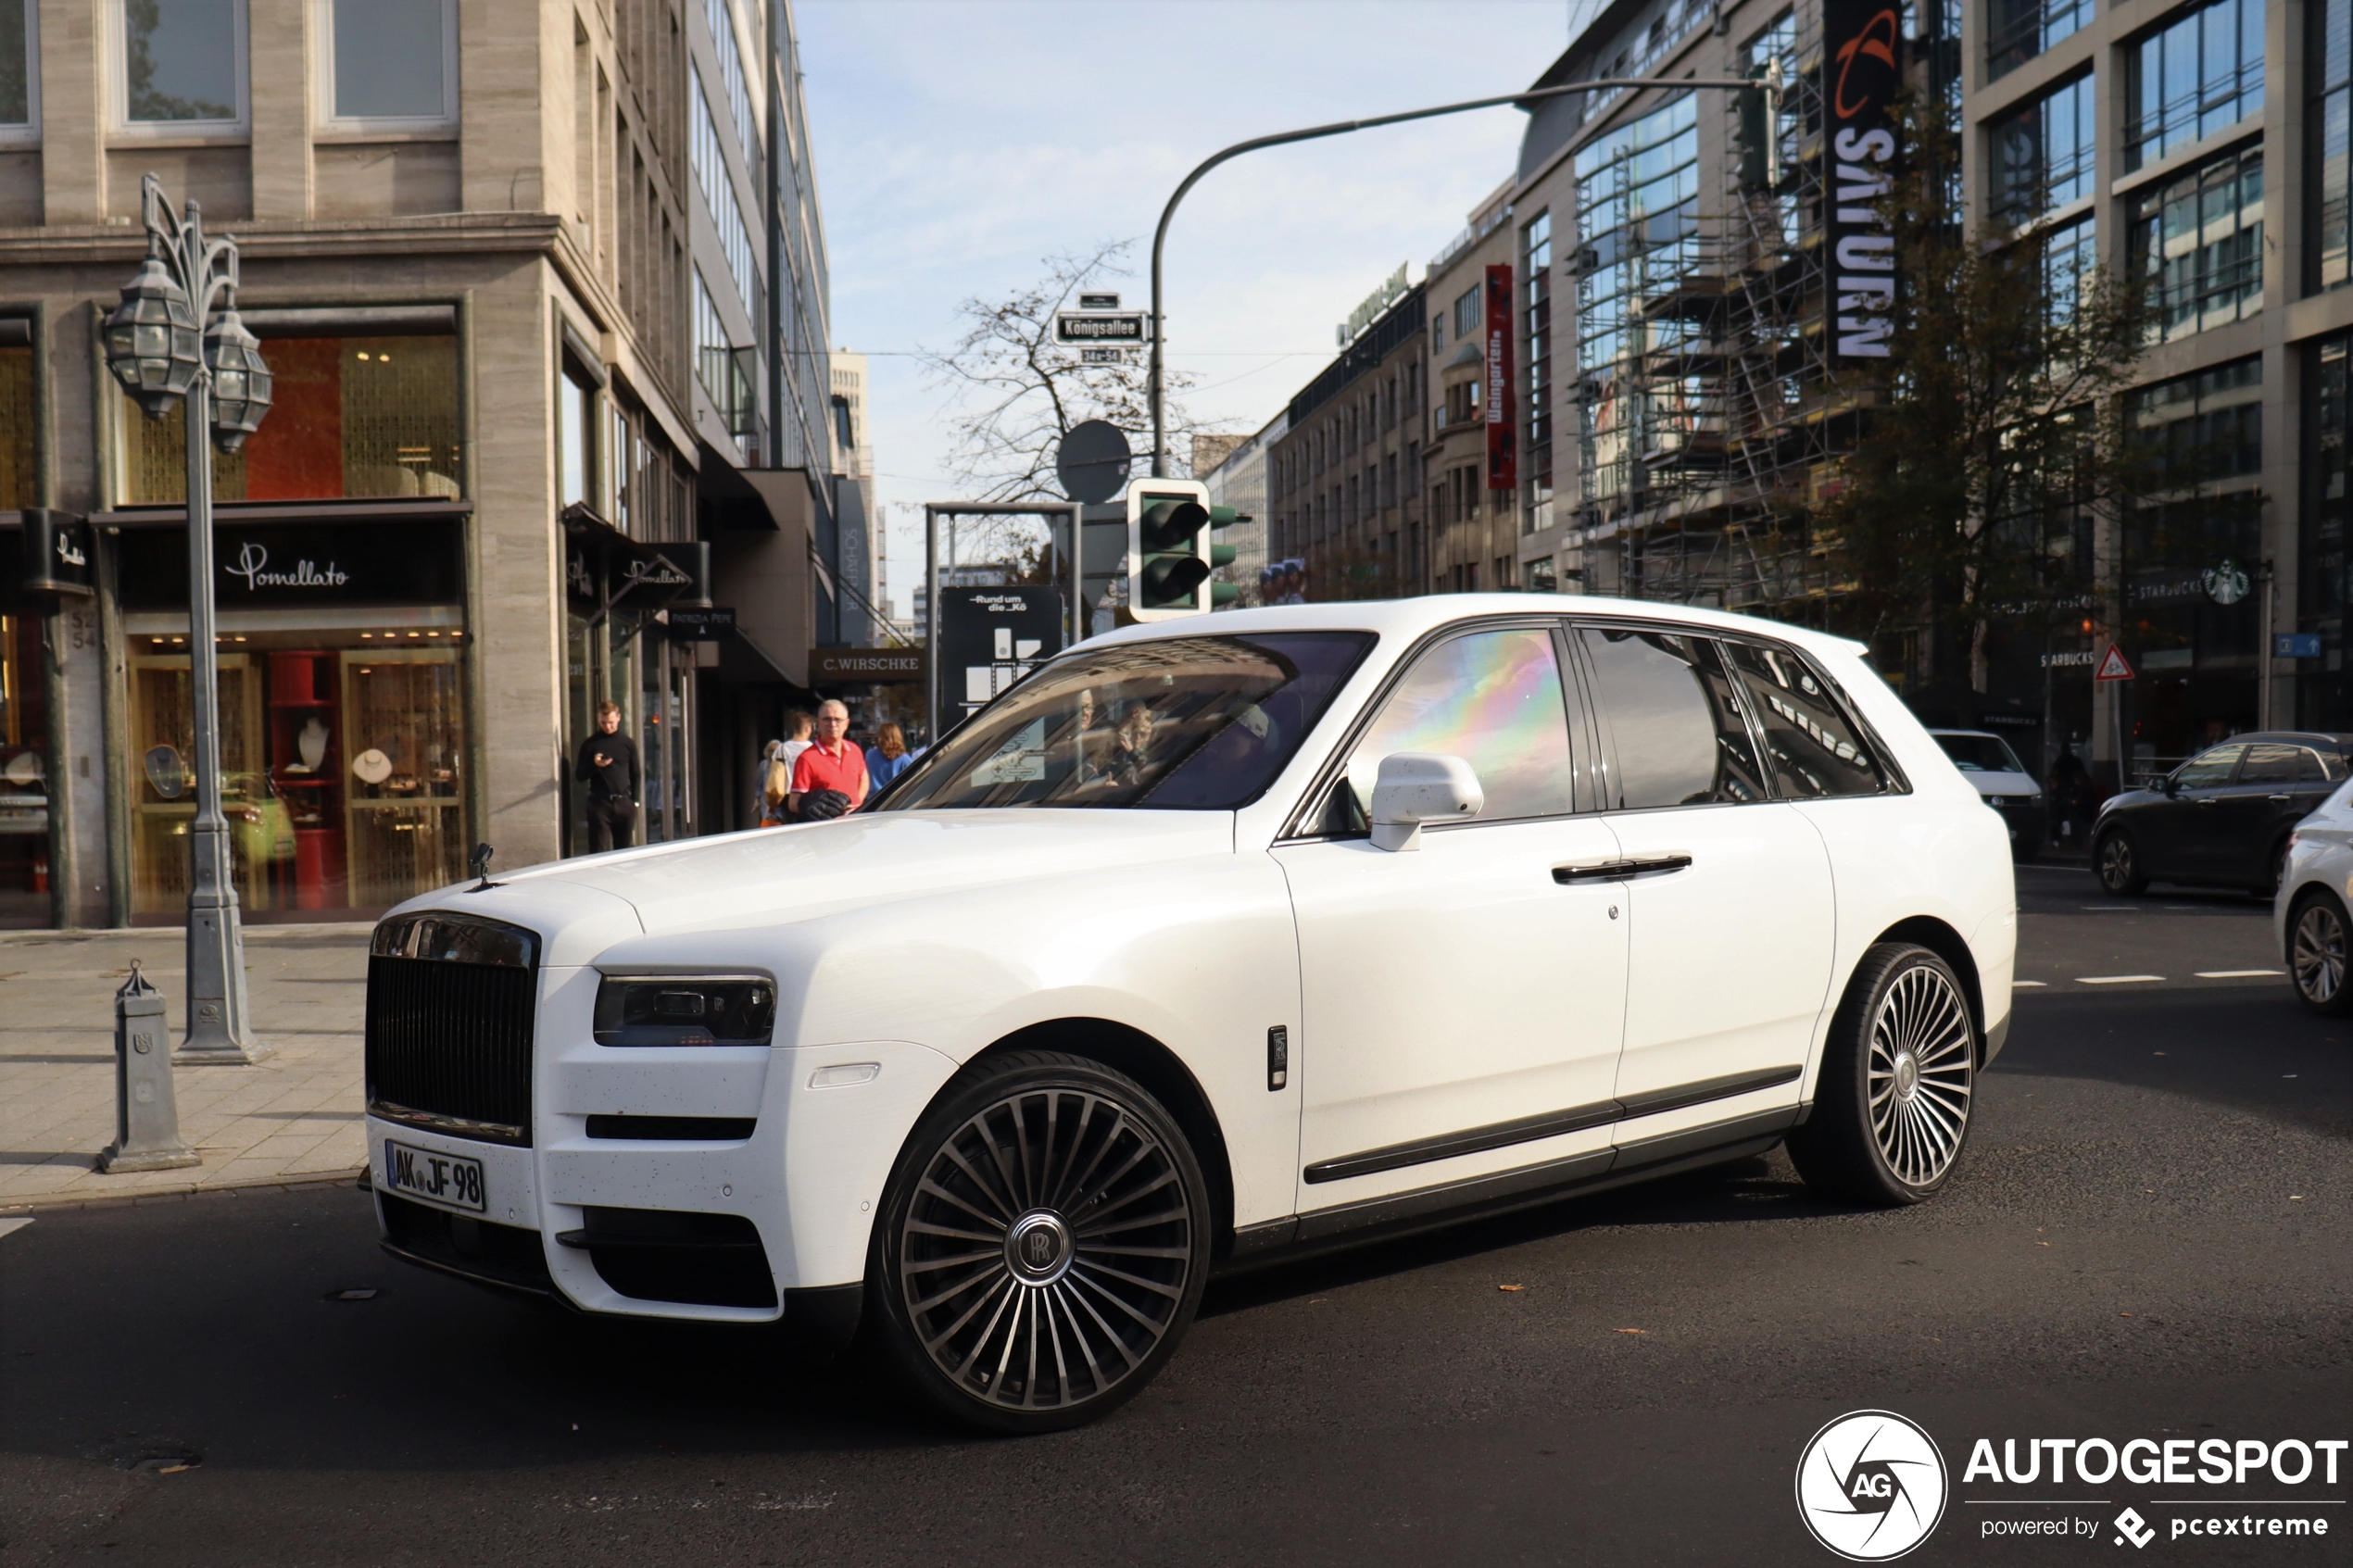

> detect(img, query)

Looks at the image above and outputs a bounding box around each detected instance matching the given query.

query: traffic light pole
[1147,70,1779,478]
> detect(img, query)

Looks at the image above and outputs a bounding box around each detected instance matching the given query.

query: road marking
[0,1219,31,1242]
[2195,970,2282,979]
[2077,974,2166,985]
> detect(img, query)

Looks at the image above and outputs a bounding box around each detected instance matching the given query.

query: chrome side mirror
[1368,753,1484,852]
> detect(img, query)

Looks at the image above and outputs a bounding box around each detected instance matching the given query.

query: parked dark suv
[2093,733,2353,897]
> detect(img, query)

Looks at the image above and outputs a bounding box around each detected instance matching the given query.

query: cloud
[796,0,1576,615]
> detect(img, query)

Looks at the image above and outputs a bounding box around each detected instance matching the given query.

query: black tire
[2095,828,2147,896]
[868,1050,1210,1434]
[2289,890,2353,1017]
[1787,943,1978,1207]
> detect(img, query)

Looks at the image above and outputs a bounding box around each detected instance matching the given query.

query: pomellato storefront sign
[117,519,463,609]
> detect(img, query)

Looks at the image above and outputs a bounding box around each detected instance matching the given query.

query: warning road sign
[2094,644,2135,682]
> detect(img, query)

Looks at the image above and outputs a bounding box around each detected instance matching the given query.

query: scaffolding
[1574,6,1857,621]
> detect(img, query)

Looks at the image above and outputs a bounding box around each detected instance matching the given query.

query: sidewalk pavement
[0,923,371,1211]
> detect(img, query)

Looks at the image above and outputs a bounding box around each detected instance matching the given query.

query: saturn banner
[1823,0,1902,359]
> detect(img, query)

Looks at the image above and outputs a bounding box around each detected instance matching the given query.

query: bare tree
[925,243,1212,532]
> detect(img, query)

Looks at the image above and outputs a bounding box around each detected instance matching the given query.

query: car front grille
[365,911,540,1146]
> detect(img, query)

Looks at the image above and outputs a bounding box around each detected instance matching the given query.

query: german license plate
[384,1139,486,1213]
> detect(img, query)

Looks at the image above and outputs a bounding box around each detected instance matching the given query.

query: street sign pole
[2095,644,2136,791]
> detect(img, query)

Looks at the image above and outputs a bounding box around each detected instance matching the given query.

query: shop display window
[0,611,49,927]
[126,628,470,920]
[120,334,461,505]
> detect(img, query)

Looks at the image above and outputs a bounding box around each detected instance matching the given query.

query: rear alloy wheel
[2095,829,2147,896]
[1788,943,1977,1206]
[872,1051,1209,1433]
[2290,894,2352,1016]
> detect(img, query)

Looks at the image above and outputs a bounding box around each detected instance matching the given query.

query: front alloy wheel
[1788,943,1977,1205]
[873,1051,1209,1432]
[2291,895,2352,1016]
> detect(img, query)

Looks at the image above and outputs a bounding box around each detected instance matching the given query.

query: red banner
[1484,263,1516,490]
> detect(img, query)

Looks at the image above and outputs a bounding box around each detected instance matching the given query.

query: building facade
[1199,419,1278,605]
[0,0,854,928]
[1266,282,1428,599]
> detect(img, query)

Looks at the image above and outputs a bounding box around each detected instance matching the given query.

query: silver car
[2277,776,2353,1013]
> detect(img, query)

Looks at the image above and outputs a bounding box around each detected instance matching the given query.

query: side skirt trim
[1302,1064,1800,1185]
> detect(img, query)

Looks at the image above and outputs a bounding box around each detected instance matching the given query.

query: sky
[793,0,1594,619]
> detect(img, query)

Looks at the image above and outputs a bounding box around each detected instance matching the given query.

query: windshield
[1935,734,2028,775]
[878,632,1375,811]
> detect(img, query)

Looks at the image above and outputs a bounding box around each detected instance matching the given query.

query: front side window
[1340,627,1578,825]
[120,0,244,127]
[1581,627,1768,809]
[2172,744,2245,788]
[325,0,452,125]
[881,633,1373,812]
[2128,146,2263,341]
[1722,641,1887,798]
[2127,0,2263,170]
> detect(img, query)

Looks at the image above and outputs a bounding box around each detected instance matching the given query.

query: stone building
[0,0,857,930]
[1265,280,1428,599]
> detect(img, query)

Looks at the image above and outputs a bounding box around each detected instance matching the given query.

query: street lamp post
[103,172,274,1067]
[1146,71,1779,477]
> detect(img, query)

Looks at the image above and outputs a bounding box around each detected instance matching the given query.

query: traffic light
[1735,61,1784,194]
[1125,480,1243,620]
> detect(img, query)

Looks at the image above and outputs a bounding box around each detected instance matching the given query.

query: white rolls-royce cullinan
[366,596,2015,1430]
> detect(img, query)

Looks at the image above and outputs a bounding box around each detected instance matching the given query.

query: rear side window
[2237,745,2305,785]
[1721,641,1887,798]
[1579,627,1768,809]
[1342,626,1578,823]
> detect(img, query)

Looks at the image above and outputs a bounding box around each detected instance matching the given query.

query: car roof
[2202,732,2353,750]
[1077,594,1869,661]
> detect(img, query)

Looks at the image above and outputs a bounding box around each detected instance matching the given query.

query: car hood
[1962,771,2038,797]
[484,810,1237,939]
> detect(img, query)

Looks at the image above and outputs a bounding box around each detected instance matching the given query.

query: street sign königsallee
[1055,313,1146,345]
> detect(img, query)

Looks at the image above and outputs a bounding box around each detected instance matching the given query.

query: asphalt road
[3,871,2346,1568]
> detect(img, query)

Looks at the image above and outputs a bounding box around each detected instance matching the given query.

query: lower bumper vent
[379,1194,555,1297]
[557,1206,777,1310]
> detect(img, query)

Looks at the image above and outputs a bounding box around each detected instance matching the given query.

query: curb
[0,1167,369,1215]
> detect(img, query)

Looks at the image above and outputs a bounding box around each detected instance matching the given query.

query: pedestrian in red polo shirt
[790,699,868,820]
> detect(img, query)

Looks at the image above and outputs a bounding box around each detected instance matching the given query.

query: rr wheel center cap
[1892,1049,1919,1100]
[1006,1210,1074,1285]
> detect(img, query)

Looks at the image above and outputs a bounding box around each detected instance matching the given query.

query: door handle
[2196,797,2220,806]
[2268,794,2293,802]
[1553,853,1693,884]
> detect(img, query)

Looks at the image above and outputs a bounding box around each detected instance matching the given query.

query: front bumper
[367,1031,961,1324]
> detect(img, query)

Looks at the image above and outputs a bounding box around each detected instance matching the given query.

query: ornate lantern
[102,248,201,419]
[203,306,272,451]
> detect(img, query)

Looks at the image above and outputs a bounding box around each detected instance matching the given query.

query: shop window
[1,0,39,140]
[119,520,471,919]
[2126,0,2263,171]
[0,340,31,507]
[321,0,454,127]
[117,0,246,132]
[0,610,48,927]
[2302,332,2350,729]
[120,334,461,504]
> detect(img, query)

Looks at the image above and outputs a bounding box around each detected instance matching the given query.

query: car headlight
[593,974,775,1047]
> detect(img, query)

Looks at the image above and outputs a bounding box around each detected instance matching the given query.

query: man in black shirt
[575,699,640,852]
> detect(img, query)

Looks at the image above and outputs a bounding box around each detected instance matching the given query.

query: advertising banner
[1824,0,1902,359]
[1484,263,1516,489]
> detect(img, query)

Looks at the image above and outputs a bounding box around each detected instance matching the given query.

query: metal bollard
[97,961,200,1173]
